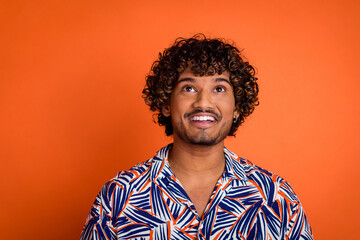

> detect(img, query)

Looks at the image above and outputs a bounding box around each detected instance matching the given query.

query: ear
[233,108,240,122]
[162,105,171,117]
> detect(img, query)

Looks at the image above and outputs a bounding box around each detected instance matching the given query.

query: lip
[187,113,218,128]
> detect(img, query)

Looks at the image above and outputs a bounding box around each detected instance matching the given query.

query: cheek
[220,98,236,113]
[170,97,192,114]
[170,102,186,119]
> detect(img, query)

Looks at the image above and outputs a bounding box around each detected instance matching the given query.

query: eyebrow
[214,77,231,85]
[177,77,231,85]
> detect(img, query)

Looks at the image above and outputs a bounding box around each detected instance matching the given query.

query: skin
[162,67,239,218]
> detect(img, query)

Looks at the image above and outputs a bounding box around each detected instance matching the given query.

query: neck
[169,137,226,177]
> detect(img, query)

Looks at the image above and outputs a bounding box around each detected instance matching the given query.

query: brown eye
[183,85,195,92]
[214,86,226,92]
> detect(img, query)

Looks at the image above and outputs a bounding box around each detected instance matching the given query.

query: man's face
[163,67,238,146]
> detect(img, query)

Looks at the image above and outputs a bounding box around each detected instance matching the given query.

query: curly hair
[142,34,259,136]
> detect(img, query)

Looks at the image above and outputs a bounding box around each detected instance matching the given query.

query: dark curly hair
[142,34,259,136]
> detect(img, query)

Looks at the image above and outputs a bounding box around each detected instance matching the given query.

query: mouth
[189,115,216,122]
[187,113,218,128]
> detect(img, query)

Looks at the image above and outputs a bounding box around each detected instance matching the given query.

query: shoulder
[103,158,154,193]
[233,157,313,238]
[97,144,171,200]
[237,157,300,204]
[91,159,154,216]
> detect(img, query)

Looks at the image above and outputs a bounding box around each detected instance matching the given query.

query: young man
[81,35,313,239]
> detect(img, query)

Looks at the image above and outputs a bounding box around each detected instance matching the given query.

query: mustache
[184,109,221,119]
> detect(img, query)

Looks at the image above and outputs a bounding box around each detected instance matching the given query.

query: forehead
[178,67,230,83]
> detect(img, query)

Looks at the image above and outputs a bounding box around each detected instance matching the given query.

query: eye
[214,86,226,93]
[182,85,196,92]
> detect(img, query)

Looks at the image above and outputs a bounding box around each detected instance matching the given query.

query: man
[81,34,313,239]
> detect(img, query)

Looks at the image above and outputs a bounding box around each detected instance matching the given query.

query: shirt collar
[150,144,248,182]
[223,146,248,182]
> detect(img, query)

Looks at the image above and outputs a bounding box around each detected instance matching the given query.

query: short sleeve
[278,181,313,240]
[80,181,119,240]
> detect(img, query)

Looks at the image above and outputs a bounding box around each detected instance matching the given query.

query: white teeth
[190,116,215,121]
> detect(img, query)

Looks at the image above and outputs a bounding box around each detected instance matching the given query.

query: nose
[193,89,214,110]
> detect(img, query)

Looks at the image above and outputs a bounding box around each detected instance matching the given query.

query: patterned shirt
[81,144,313,240]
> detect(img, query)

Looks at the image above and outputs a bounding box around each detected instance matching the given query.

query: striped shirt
[81,144,313,239]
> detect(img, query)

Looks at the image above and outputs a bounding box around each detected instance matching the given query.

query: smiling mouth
[188,115,218,129]
[189,115,216,122]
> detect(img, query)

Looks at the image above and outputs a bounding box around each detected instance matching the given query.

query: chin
[189,138,218,146]
[185,133,226,146]
[173,121,232,146]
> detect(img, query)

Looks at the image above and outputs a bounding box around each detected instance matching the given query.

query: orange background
[1,0,359,239]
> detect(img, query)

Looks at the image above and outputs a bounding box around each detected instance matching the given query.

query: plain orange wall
[1,0,359,239]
